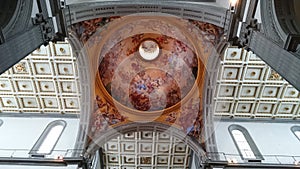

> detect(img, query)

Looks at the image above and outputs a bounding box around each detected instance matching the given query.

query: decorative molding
[2,0,34,38]
[86,122,206,166]
[66,1,229,29]
[260,0,285,45]
[67,31,92,157]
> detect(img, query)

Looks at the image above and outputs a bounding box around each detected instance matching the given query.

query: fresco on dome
[72,17,222,46]
[72,16,223,149]
[72,17,120,43]
[99,33,198,111]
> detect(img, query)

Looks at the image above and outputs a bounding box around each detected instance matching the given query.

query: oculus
[139,40,160,61]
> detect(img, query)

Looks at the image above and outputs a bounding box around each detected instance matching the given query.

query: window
[30,120,66,155]
[229,125,263,160]
[291,126,300,141]
[231,129,255,159]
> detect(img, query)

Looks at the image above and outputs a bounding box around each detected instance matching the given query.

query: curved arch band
[86,122,207,164]
[66,1,229,28]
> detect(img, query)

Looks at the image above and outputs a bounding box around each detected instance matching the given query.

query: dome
[98,33,198,112]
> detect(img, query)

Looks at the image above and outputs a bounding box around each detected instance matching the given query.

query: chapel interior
[0,0,300,169]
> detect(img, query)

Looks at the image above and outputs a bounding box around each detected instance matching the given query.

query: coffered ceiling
[102,130,192,169]
[1,39,298,119]
[214,47,300,119]
[0,41,81,114]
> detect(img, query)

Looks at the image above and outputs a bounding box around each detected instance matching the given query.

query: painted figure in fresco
[92,95,127,133]
[76,17,222,149]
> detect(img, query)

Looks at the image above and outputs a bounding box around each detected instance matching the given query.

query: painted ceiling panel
[73,16,223,153]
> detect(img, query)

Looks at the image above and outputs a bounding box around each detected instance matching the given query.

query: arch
[260,0,285,44]
[67,7,226,162]
[29,120,66,155]
[260,0,300,45]
[66,1,229,29]
[228,125,263,160]
[86,122,206,166]
[291,126,300,141]
[203,39,228,155]
[273,0,300,35]
[67,31,93,157]
[0,0,18,29]
[1,0,33,38]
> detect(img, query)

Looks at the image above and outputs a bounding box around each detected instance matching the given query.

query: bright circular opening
[139,40,160,61]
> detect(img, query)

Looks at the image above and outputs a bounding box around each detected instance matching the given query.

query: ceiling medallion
[269,69,282,80]
[15,63,26,72]
[139,40,160,61]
